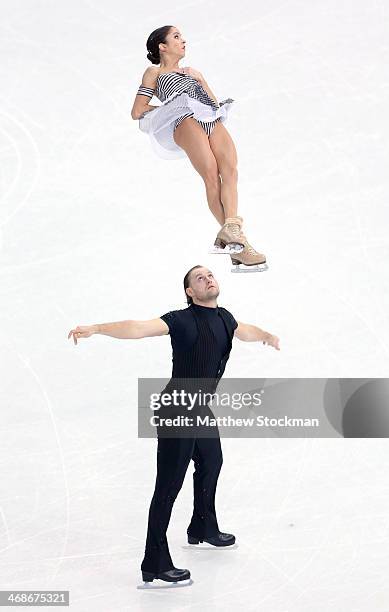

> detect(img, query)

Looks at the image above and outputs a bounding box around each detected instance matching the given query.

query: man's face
[187,268,220,303]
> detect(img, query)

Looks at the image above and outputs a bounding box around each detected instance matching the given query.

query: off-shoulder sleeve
[137,85,155,98]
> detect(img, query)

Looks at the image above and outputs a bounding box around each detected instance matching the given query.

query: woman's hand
[68,324,98,345]
[182,68,219,107]
[138,104,160,120]
[182,67,204,83]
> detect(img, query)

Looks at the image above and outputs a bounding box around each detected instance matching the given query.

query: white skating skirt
[139,92,234,160]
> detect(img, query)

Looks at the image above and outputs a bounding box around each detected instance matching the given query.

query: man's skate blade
[209,243,244,255]
[137,578,193,590]
[231,263,269,273]
[182,543,239,550]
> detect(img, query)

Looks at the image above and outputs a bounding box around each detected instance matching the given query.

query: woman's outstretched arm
[131,66,159,120]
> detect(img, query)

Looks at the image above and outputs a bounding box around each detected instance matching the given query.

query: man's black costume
[141,303,237,574]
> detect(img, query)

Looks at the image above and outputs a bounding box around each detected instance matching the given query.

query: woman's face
[160,27,186,59]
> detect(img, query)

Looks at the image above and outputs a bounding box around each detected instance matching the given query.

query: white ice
[1,0,389,610]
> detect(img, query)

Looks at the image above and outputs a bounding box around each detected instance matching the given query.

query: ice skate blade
[209,243,244,255]
[231,263,269,273]
[137,578,193,590]
[183,543,238,551]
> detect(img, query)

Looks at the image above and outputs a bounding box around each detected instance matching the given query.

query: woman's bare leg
[209,122,239,220]
[209,122,267,265]
[173,118,225,225]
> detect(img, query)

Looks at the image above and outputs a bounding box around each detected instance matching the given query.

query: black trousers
[141,434,223,573]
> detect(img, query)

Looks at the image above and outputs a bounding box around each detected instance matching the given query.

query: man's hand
[68,325,98,345]
[262,332,280,351]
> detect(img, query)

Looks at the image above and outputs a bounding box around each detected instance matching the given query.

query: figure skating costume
[137,70,233,159]
[137,72,268,272]
[140,304,236,584]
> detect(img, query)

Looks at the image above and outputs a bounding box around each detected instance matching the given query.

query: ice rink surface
[1,0,389,609]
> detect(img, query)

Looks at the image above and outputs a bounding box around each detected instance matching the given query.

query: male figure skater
[68,265,280,585]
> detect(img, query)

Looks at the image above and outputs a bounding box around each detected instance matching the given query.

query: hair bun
[146,25,173,64]
[147,50,159,65]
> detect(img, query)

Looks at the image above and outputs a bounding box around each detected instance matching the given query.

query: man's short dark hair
[183,265,203,305]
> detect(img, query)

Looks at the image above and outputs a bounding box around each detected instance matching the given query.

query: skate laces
[226,223,241,238]
[240,233,259,255]
[246,243,258,255]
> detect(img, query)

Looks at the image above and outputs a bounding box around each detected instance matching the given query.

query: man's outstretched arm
[235,321,280,350]
[67,318,169,345]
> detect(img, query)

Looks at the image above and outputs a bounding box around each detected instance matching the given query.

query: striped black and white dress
[136,69,234,160]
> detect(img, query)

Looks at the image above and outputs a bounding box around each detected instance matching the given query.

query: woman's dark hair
[183,265,202,305]
[146,25,173,65]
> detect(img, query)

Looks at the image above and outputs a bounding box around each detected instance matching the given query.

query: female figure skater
[130,25,268,273]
